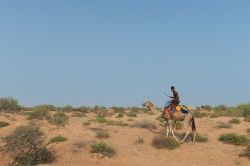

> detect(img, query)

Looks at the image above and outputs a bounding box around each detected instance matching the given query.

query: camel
[142,101,196,143]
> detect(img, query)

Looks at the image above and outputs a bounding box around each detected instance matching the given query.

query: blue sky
[0,1,249,107]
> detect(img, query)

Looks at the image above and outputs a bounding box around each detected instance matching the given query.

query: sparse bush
[90,142,115,157]
[126,111,137,117]
[177,133,208,143]
[0,97,19,112]
[229,118,241,124]
[28,108,50,120]
[219,133,250,146]
[218,122,232,129]
[72,141,85,152]
[127,118,134,121]
[237,104,250,117]
[1,125,53,165]
[135,137,144,144]
[240,145,250,159]
[0,121,10,128]
[193,111,209,118]
[115,113,124,118]
[175,122,183,130]
[105,120,115,125]
[95,115,107,123]
[95,129,109,139]
[111,106,125,113]
[61,105,74,112]
[83,121,91,126]
[247,128,250,135]
[50,112,68,125]
[77,106,90,113]
[195,134,209,143]
[134,120,157,130]
[49,135,67,144]
[201,105,212,111]
[114,121,128,127]
[210,113,219,118]
[71,111,86,118]
[152,136,179,150]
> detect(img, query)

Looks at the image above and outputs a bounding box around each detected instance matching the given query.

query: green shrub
[219,133,250,146]
[0,121,10,128]
[0,97,19,112]
[152,136,179,150]
[49,135,67,144]
[229,118,241,124]
[95,129,110,139]
[247,128,250,134]
[90,142,115,157]
[28,109,50,120]
[95,115,107,123]
[126,111,137,117]
[218,122,232,129]
[50,112,68,125]
[1,125,54,165]
[105,120,115,125]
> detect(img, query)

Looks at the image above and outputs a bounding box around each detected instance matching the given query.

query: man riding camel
[163,86,180,115]
[169,86,180,107]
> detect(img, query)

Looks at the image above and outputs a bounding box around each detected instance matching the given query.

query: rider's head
[171,86,175,92]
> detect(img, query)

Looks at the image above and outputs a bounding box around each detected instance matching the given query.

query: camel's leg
[169,120,178,141]
[166,123,170,138]
[181,119,191,144]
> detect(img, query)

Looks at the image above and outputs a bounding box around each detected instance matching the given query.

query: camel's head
[142,101,153,108]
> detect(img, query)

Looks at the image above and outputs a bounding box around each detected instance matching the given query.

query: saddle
[164,105,189,114]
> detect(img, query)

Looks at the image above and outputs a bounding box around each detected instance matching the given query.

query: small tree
[0,97,19,112]
[1,125,54,165]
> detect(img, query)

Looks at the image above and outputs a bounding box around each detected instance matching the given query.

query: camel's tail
[191,117,196,132]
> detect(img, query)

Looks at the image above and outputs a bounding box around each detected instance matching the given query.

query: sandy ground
[0,111,249,166]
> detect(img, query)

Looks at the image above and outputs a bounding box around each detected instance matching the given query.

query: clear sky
[0,0,249,107]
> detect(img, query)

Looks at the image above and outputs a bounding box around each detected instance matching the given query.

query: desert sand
[0,111,249,166]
